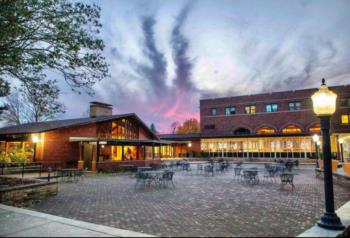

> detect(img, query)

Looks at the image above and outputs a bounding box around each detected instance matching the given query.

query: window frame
[224,106,236,115]
[266,103,278,112]
[340,98,350,107]
[288,102,301,111]
[210,108,217,116]
[341,114,350,125]
[245,105,256,114]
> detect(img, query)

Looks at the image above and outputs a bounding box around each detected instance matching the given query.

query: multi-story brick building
[160,84,350,160]
[197,84,350,160]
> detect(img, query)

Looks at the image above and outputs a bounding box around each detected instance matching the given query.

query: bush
[0,152,11,163]
[4,149,29,164]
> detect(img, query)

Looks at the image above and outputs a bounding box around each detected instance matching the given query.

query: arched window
[233,128,251,135]
[281,125,302,133]
[256,127,276,134]
[308,123,321,133]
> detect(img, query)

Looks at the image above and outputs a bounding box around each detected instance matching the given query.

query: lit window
[266,104,278,112]
[342,115,349,124]
[308,123,321,133]
[224,107,236,115]
[282,125,302,133]
[210,108,217,116]
[245,105,256,114]
[256,127,276,134]
[340,98,350,107]
[288,102,301,111]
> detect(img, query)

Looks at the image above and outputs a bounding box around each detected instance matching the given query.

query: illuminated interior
[256,127,276,134]
[281,125,302,134]
[308,123,321,133]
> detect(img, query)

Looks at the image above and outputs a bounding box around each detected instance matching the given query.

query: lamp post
[32,134,40,162]
[313,134,320,168]
[339,138,344,163]
[311,78,344,230]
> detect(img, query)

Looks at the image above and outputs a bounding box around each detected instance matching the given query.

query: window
[265,103,278,112]
[288,102,301,111]
[340,98,350,107]
[342,115,350,124]
[204,124,215,129]
[233,128,251,135]
[210,108,217,116]
[224,107,236,115]
[245,105,256,114]
[256,127,276,134]
[281,125,302,133]
[308,123,321,133]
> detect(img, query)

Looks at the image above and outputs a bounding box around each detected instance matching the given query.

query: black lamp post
[339,138,344,163]
[313,134,320,168]
[311,78,344,230]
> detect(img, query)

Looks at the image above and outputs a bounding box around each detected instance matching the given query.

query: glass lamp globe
[312,134,319,143]
[32,134,40,143]
[311,78,337,116]
[339,138,344,144]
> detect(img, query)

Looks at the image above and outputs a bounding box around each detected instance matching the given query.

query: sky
[58,0,350,133]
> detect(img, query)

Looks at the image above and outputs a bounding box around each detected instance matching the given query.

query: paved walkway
[28,164,350,237]
[0,204,152,237]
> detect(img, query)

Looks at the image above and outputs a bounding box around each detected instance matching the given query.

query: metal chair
[280,173,295,190]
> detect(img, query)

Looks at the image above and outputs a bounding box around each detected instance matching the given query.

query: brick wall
[200,85,350,135]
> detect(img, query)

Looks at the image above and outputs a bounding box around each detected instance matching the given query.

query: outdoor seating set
[134,166,175,189]
[58,168,85,182]
[233,162,297,189]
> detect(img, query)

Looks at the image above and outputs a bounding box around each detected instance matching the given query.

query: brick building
[0,102,187,170]
[161,84,350,160]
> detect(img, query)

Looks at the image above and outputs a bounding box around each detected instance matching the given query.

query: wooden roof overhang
[69,137,189,146]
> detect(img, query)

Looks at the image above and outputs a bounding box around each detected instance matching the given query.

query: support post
[317,116,344,230]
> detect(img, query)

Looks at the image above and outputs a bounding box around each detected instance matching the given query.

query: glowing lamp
[32,134,40,143]
[339,138,344,144]
[312,134,319,143]
[188,142,192,148]
[311,78,337,116]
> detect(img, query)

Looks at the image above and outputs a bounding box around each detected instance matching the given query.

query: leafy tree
[0,0,109,96]
[176,118,200,134]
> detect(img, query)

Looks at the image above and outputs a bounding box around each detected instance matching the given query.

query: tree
[176,118,200,134]
[0,0,109,96]
[170,121,180,134]
[0,91,23,125]
[0,80,65,125]
[150,123,157,133]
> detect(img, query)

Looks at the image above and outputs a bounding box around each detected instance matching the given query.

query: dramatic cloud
[57,0,350,133]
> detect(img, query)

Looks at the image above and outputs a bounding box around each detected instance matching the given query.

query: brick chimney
[89,101,113,117]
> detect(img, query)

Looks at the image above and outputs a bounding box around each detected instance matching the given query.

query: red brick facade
[200,85,350,136]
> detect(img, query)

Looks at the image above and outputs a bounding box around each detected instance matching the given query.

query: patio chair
[234,167,242,181]
[135,172,151,188]
[197,164,204,174]
[204,164,214,176]
[263,167,277,184]
[159,171,175,188]
[280,173,295,190]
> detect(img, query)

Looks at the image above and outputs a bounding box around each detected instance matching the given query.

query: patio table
[141,170,166,186]
[242,169,259,185]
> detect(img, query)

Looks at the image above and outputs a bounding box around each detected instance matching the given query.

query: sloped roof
[0,113,159,139]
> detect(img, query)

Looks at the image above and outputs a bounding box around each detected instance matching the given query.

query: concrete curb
[0,204,154,237]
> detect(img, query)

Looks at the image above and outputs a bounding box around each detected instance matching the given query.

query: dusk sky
[58,0,350,133]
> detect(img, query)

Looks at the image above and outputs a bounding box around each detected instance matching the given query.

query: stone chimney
[89,101,113,118]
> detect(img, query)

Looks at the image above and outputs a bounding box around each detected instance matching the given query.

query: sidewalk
[0,204,153,237]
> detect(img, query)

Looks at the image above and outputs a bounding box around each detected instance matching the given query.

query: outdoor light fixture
[188,142,192,148]
[312,78,344,230]
[32,134,40,143]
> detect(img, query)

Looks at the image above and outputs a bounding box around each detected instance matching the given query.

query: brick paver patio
[29,164,350,237]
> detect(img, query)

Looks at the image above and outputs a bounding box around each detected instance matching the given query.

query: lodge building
[0,102,189,170]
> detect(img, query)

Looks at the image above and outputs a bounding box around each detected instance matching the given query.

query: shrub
[7,149,29,164]
[0,152,11,163]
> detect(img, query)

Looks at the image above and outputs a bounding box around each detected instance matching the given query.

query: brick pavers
[30,165,350,237]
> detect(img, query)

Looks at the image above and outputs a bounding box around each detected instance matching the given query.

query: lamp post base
[317,212,345,230]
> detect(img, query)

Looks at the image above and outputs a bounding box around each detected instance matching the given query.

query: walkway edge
[298,200,350,237]
[0,204,154,237]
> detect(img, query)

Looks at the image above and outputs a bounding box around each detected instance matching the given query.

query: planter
[318,160,338,172]
[343,163,350,176]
